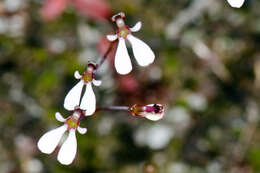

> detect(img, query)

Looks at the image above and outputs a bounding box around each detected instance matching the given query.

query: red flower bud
[130,104,164,121]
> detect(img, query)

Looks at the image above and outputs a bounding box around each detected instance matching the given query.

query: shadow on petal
[37,125,67,154]
[80,83,96,115]
[64,80,84,111]
[127,35,155,67]
[57,129,77,165]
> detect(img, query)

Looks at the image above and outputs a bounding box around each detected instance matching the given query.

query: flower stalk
[97,104,165,121]
[97,105,130,111]
[96,40,116,72]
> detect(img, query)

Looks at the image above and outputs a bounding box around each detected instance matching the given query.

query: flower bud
[130,104,164,121]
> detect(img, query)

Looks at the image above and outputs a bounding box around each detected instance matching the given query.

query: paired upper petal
[57,129,77,165]
[127,34,155,67]
[37,124,67,154]
[93,79,102,86]
[64,80,84,111]
[77,126,87,134]
[74,70,82,79]
[130,21,142,32]
[55,112,66,122]
[114,38,132,75]
[106,34,118,41]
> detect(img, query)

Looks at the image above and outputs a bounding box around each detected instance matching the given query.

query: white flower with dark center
[106,12,155,75]
[130,104,164,121]
[64,63,101,115]
[227,0,245,8]
[37,108,87,165]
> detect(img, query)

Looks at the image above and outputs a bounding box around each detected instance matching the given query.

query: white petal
[114,38,132,75]
[80,83,96,115]
[106,34,118,41]
[145,113,164,121]
[144,104,164,121]
[64,80,84,111]
[227,0,245,8]
[127,34,155,67]
[146,104,154,107]
[74,71,82,79]
[77,126,87,134]
[57,129,77,165]
[37,125,67,154]
[130,21,142,32]
[92,79,102,86]
[55,112,66,122]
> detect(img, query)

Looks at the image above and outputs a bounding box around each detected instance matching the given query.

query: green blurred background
[1,0,260,172]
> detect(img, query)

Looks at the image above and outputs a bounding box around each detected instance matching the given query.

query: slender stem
[95,41,116,73]
[96,106,130,112]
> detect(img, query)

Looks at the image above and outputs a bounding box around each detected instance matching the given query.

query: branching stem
[96,106,129,112]
[95,41,116,73]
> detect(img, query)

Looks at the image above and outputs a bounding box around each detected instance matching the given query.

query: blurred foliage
[1,0,260,173]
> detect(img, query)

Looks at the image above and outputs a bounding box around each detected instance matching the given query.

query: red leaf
[70,0,111,20]
[40,0,67,21]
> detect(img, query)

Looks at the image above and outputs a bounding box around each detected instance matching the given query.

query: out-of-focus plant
[41,0,111,21]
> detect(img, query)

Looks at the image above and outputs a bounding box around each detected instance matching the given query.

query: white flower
[106,12,155,75]
[64,63,101,115]
[227,0,245,8]
[37,110,87,165]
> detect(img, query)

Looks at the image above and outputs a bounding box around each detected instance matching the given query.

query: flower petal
[57,129,77,165]
[227,0,245,8]
[127,34,155,66]
[37,125,67,154]
[74,70,82,79]
[114,38,132,75]
[80,83,96,115]
[77,126,87,134]
[145,104,164,121]
[92,79,102,86]
[55,112,66,122]
[130,21,142,32]
[106,34,118,41]
[64,80,84,111]
[145,112,164,121]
